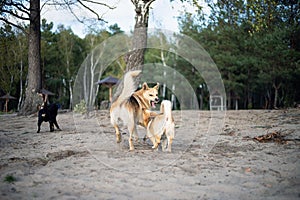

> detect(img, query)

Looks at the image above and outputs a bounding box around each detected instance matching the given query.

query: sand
[0,109,299,199]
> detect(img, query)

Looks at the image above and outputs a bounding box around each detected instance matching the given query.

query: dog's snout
[155,98,160,102]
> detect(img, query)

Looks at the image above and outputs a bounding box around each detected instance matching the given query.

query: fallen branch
[244,130,299,144]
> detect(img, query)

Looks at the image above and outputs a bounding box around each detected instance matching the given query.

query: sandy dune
[0,109,299,199]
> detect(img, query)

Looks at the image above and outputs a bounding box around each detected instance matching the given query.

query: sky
[41,0,207,38]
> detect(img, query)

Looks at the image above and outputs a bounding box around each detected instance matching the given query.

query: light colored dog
[147,100,175,152]
[110,70,160,151]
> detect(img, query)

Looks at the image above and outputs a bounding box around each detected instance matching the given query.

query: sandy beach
[0,109,299,199]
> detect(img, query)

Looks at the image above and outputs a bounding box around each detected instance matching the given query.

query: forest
[0,0,299,112]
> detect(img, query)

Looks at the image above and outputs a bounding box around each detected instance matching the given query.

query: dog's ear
[142,82,149,90]
[154,82,160,90]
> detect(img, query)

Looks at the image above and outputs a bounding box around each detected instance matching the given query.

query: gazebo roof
[97,76,119,85]
[0,94,17,100]
[39,88,55,95]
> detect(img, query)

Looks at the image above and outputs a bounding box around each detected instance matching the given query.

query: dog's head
[141,82,160,108]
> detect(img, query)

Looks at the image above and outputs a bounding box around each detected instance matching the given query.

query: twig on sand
[243,130,299,144]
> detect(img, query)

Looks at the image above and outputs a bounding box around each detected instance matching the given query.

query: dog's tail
[114,70,141,104]
[161,100,172,118]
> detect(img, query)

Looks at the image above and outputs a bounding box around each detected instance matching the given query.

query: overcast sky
[41,0,206,38]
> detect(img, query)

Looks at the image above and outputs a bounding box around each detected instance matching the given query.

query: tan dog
[147,100,175,152]
[110,70,159,151]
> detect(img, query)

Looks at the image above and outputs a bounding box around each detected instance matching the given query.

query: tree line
[0,0,160,114]
[1,0,299,111]
[0,21,124,111]
[179,0,300,109]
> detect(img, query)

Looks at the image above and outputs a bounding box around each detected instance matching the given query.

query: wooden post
[109,86,112,103]
[5,99,8,112]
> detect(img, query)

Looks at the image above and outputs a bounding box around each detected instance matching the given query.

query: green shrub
[74,100,87,114]
[4,174,16,183]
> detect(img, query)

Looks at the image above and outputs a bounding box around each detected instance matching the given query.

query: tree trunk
[273,82,281,109]
[18,57,23,111]
[264,89,271,109]
[126,0,155,71]
[227,92,231,109]
[19,0,42,115]
[246,67,252,109]
[247,92,253,109]
[66,54,72,110]
[160,34,167,99]
[235,99,238,110]
[69,80,73,110]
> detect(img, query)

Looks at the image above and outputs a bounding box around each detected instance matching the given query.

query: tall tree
[20,0,42,114]
[126,0,200,71]
[0,0,42,114]
[0,0,114,115]
[125,0,155,71]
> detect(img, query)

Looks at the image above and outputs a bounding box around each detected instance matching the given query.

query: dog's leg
[167,137,173,152]
[132,124,139,142]
[53,119,61,130]
[155,135,161,145]
[113,125,122,143]
[49,121,54,132]
[148,135,156,148]
[152,135,161,149]
[128,124,138,151]
[129,137,134,151]
[146,128,157,148]
[161,139,168,152]
[152,142,159,149]
[166,123,175,152]
[37,120,42,133]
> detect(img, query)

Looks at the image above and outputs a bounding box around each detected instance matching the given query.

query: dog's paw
[165,146,172,152]
[152,146,159,151]
[116,136,122,143]
[129,147,135,151]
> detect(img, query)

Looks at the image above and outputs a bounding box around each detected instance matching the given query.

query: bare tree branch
[145,0,156,8]
[1,0,117,34]
[77,0,106,22]
[5,1,30,15]
[65,1,84,23]
[0,17,26,32]
[1,10,30,21]
[5,1,29,10]
[0,0,30,27]
[41,0,115,24]
[81,0,116,10]
[41,0,53,10]
[44,0,76,7]
[131,0,138,6]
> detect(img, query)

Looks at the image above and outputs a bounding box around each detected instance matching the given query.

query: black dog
[37,103,61,133]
